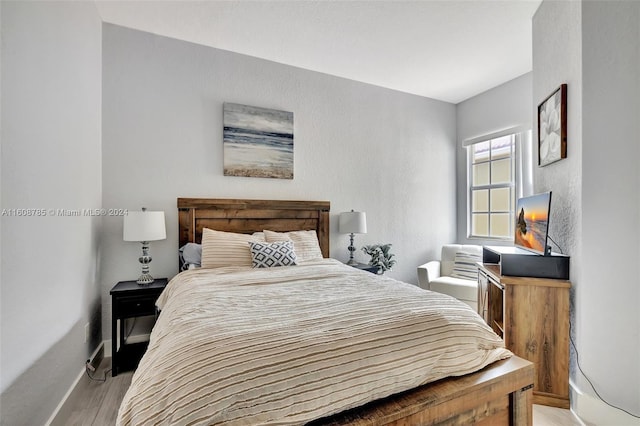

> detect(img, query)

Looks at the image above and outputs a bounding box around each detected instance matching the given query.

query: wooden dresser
[478,263,571,408]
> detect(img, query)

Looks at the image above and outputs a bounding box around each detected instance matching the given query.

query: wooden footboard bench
[312,356,534,426]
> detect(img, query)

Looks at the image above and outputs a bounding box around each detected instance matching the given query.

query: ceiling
[95,0,541,104]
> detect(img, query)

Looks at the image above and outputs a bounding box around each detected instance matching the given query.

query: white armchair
[417,244,482,311]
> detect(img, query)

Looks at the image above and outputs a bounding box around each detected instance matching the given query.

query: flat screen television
[514,191,552,256]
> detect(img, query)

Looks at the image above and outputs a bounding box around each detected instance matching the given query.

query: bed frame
[177,197,534,425]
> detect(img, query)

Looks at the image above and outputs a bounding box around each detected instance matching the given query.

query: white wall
[0,1,102,425]
[579,0,640,420]
[455,73,532,244]
[101,24,457,340]
[534,0,639,422]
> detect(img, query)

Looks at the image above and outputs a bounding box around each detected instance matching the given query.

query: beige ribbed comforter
[117,259,510,426]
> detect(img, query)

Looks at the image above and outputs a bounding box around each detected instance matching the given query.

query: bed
[117,198,534,425]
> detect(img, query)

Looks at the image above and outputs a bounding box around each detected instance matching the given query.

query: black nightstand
[110,278,167,376]
[348,263,380,274]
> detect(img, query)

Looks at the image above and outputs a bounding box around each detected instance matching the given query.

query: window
[468,135,516,239]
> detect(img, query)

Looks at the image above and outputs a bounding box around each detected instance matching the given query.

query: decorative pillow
[263,229,323,262]
[200,228,265,269]
[450,251,482,280]
[249,241,297,268]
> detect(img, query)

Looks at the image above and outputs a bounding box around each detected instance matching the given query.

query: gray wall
[580,0,640,417]
[0,1,103,425]
[534,0,639,421]
[455,73,533,245]
[101,24,457,341]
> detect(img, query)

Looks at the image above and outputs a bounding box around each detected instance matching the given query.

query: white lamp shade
[339,211,367,234]
[123,210,166,242]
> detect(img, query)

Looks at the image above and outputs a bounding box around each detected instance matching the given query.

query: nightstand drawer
[117,296,157,317]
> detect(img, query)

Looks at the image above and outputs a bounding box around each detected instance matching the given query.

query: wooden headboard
[177,198,331,258]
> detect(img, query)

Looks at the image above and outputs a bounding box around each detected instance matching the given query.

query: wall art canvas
[223,103,294,179]
[538,84,567,166]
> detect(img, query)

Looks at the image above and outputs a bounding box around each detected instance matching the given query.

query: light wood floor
[66,358,585,425]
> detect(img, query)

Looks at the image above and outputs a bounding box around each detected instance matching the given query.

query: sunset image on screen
[514,193,551,254]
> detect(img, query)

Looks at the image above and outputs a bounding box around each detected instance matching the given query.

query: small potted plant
[362,244,396,274]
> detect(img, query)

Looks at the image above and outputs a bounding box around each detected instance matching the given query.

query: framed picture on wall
[538,84,567,166]
[223,103,294,179]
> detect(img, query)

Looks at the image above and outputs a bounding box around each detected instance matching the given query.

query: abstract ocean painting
[223,103,294,179]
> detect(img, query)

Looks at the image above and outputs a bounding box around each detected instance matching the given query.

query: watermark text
[2,208,129,217]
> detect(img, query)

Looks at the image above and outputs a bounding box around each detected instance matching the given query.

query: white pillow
[263,230,323,262]
[201,228,265,269]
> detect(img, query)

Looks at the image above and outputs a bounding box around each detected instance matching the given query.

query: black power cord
[547,234,564,254]
[84,316,135,383]
[548,236,638,418]
[569,321,640,418]
[85,361,112,382]
[85,317,138,382]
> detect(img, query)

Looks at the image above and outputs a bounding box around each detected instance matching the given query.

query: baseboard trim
[570,381,640,426]
[45,342,104,426]
[47,336,148,424]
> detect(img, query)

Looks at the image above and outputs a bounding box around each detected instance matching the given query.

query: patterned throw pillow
[450,251,481,280]
[249,241,297,268]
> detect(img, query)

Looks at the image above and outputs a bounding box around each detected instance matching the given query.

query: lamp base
[346,233,358,265]
[136,273,155,286]
[137,241,154,285]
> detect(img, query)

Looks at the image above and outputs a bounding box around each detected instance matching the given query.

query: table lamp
[123,208,166,285]
[339,210,367,265]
